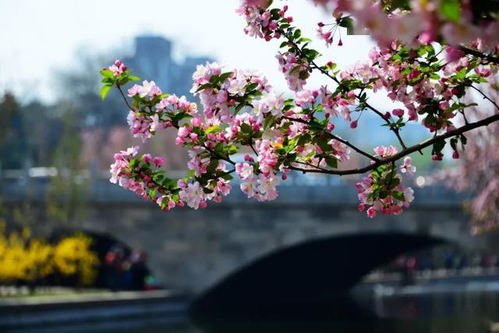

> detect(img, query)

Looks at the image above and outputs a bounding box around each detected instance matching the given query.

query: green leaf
[203,187,214,194]
[392,190,406,201]
[297,133,311,146]
[222,174,234,181]
[195,83,213,92]
[100,69,114,79]
[325,157,338,169]
[128,75,141,81]
[240,123,252,134]
[100,85,111,100]
[205,125,221,134]
[439,0,461,23]
[207,159,219,174]
[433,139,446,154]
[293,29,302,40]
[339,17,354,35]
[263,116,276,130]
[219,71,233,83]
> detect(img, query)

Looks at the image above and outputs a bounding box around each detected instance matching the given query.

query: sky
[0,0,378,104]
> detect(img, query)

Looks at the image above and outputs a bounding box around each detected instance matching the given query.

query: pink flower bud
[392,108,404,117]
[244,154,254,162]
[317,22,325,27]
[439,101,449,110]
[452,151,460,159]
[367,207,377,218]
[143,154,152,163]
[191,116,202,127]
[153,157,165,166]
[350,120,358,129]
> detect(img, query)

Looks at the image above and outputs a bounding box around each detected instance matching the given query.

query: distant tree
[45,106,90,228]
[0,93,28,169]
[441,87,499,233]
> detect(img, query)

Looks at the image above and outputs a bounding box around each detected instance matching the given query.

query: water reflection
[8,285,499,333]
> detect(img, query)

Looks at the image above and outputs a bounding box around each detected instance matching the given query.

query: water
[9,282,499,333]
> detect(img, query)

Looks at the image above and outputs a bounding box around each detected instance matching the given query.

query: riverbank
[0,290,190,332]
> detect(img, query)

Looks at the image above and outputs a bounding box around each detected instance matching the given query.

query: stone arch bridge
[2,173,489,293]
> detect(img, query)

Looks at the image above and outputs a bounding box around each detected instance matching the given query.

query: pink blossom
[236,162,254,179]
[153,157,165,166]
[400,157,416,175]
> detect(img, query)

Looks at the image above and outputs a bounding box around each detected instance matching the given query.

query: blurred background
[1,1,499,332]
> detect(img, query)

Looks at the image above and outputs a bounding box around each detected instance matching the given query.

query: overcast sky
[0,0,377,104]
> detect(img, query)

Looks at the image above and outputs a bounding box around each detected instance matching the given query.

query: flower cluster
[191,62,271,122]
[237,1,290,41]
[106,59,127,77]
[276,52,310,92]
[125,80,198,142]
[312,0,499,50]
[356,146,415,218]
[338,41,497,144]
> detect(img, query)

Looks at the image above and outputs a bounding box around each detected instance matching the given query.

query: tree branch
[289,112,499,176]
[458,45,499,65]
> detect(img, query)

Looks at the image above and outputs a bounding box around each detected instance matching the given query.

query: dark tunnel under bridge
[190,232,447,320]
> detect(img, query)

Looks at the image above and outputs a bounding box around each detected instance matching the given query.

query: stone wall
[2,176,484,292]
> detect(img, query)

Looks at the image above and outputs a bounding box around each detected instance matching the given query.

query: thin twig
[471,85,499,111]
[282,116,379,162]
[281,32,409,149]
[117,85,134,110]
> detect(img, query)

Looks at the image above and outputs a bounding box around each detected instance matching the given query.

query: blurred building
[123,35,213,99]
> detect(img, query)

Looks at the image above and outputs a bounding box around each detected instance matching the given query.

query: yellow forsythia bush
[53,234,100,285]
[0,221,99,286]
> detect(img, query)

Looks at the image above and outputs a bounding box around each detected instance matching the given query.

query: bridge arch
[190,232,445,319]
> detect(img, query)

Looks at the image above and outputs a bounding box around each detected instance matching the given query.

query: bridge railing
[0,169,469,207]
